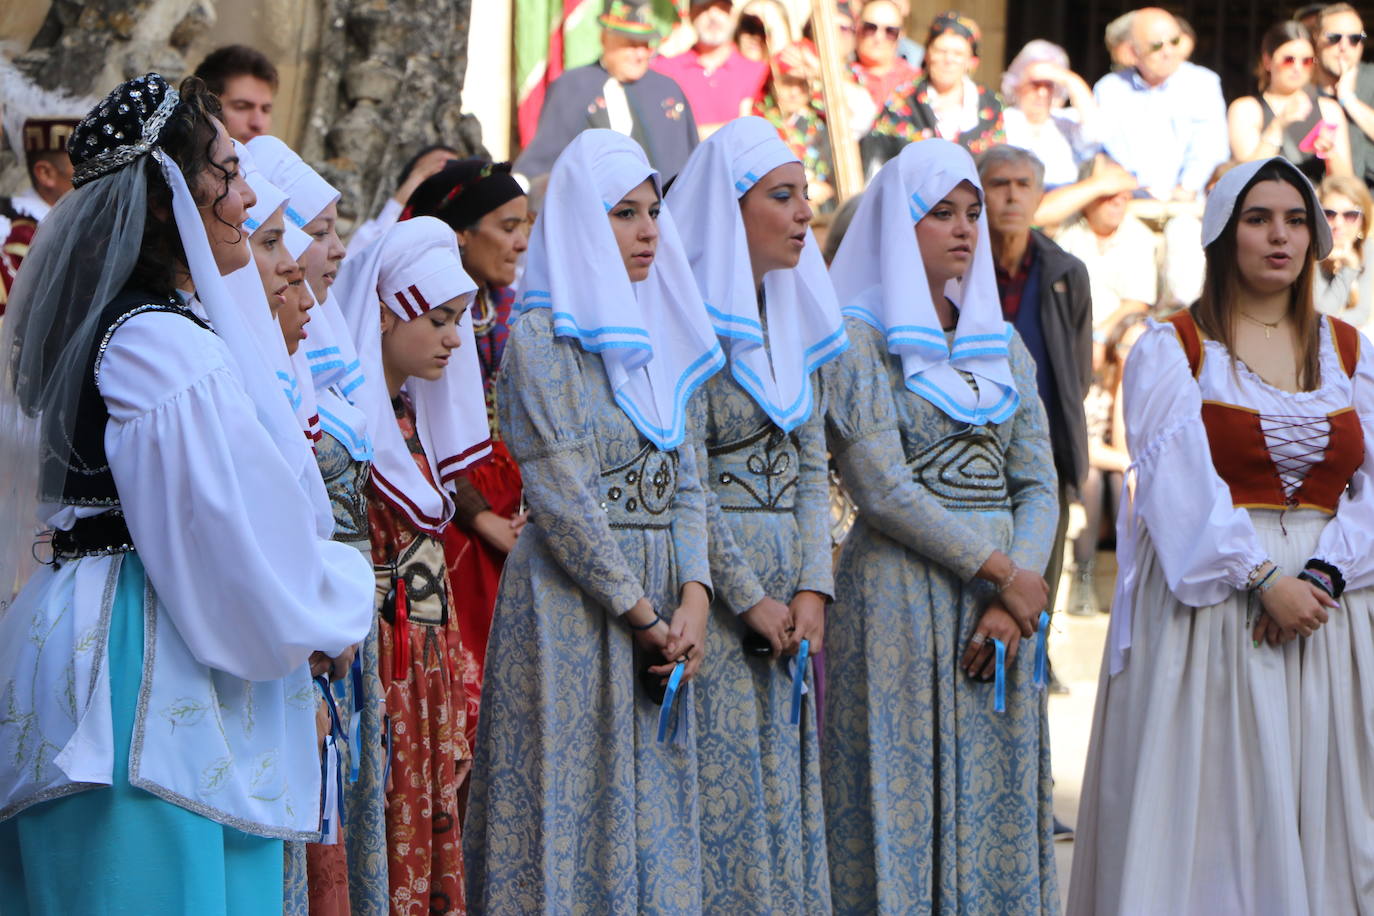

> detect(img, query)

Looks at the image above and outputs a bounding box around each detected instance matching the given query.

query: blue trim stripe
[906,375,1018,425]
[306,346,341,360]
[318,406,374,461]
[285,206,308,227]
[245,216,261,231]
[705,303,763,331]
[614,343,726,450]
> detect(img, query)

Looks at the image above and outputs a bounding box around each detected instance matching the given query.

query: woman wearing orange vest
[1069,157,1374,915]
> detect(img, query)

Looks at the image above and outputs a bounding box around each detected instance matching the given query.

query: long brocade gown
[464,308,712,914]
[691,360,832,914]
[368,396,469,916]
[820,319,1060,915]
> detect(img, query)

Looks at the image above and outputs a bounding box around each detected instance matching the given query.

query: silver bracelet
[997,559,1019,593]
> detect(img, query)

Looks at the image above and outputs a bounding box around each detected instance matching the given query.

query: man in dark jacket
[514,0,699,182]
[977,144,1093,617]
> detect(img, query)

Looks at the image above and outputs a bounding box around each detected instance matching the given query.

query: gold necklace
[1238,311,1283,339]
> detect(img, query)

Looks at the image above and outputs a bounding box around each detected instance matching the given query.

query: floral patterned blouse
[861,77,1005,169]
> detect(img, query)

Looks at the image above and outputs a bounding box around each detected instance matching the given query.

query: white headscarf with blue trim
[518,129,724,450]
[666,117,847,433]
[830,139,1018,425]
[233,140,321,449]
[247,135,374,462]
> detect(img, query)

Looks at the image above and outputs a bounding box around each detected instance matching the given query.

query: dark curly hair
[127,77,236,297]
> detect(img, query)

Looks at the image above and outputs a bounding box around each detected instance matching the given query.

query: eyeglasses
[1027,79,1056,92]
[1145,35,1182,53]
[1278,55,1315,67]
[860,21,901,41]
[1324,32,1367,47]
[838,22,855,34]
[1324,208,1364,224]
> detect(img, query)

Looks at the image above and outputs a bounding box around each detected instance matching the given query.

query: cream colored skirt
[1068,509,1374,916]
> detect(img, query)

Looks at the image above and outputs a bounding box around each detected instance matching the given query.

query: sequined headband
[71,87,181,188]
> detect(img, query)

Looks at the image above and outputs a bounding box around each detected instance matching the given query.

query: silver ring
[970,632,987,645]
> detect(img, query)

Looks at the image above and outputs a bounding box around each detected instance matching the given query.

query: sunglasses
[1324,208,1364,224]
[838,22,855,34]
[1278,54,1315,67]
[1027,79,1056,92]
[1145,35,1182,53]
[860,21,901,41]
[1324,32,1367,47]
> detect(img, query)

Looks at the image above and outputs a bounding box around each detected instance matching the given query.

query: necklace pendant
[1265,327,1272,339]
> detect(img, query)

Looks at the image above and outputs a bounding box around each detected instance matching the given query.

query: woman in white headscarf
[821,138,1059,914]
[333,215,491,914]
[1068,159,1374,916]
[248,137,387,916]
[666,116,844,912]
[0,74,373,912]
[463,129,721,913]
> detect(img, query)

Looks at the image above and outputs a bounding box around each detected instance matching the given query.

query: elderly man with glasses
[1091,6,1225,308]
[1092,7,1228,205]
[1310,3,1374,191]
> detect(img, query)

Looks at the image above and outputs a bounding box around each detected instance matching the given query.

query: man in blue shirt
[1092,7,1229,202]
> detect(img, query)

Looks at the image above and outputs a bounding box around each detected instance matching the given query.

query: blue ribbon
[1033,611,1050,689]
[992,639,1007,713]
[315,676,347,838]
[789,639,809,725]
[657,662,686,743]
[347,652,365,782]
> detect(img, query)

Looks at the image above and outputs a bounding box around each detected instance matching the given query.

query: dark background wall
[1007,1,1374,101]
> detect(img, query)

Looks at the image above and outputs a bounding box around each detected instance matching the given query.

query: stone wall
[0,0,484,229]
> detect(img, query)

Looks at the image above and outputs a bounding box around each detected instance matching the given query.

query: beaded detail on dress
[599,442,678,529]
[707,422,799,513]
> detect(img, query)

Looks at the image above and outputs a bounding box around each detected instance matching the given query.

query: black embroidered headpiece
[401,159,525,232]
[69,73,182,188]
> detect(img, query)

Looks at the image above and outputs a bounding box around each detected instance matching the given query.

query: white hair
[1001,39,1071,100]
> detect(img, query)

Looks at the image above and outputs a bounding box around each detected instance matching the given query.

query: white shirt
[1055,214,1159,328]
[1002,107,1099,189]
[1107,319,1374,673]
[0,309,373,836]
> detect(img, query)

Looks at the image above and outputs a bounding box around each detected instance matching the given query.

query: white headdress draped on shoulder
[830,138,1018,425]
[667,116,847,432]
[517,129,724,450]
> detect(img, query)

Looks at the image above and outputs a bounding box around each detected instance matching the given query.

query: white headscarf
[1202,156,1333,257]
[518,129,724,450]
[667,117,847,432]
[233,140,321,448]
[248,135,374,462]
[334,217,492,534]
[831,138,1019,425]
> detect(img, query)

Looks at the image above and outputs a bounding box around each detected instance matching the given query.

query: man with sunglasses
[849,0,919,111]
[1311,3,1374,190]
[652,0,767,141]
[1092,7,1228,205]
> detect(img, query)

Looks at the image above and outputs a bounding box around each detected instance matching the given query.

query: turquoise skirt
[0,554,283,915]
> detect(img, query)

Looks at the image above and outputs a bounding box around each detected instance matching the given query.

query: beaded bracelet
[1301,558,1346,599]
[997,559,1019,593]
[1246,560,1276,591]
[1252,565,1280,594]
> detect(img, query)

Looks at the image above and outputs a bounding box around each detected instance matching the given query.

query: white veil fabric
[666,116,847,433]
[0,80,332,599]
[830,138,1020,426]
[234,140,322,450]
[517,129,724,450]
[334,216,492,534]
[248,135,373,463]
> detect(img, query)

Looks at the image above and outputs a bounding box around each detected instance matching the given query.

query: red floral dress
[369,395,469,915]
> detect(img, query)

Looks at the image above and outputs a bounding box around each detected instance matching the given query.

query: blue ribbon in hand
[1033,610,1050,689]
[992,638,1007,713]
[789,638,809,725]
[657,662,686,743]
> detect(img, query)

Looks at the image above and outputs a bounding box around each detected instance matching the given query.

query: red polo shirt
[652,46,768,127]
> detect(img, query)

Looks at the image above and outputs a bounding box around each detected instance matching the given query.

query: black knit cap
[69,73,182,188]
[401,158,525,232]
